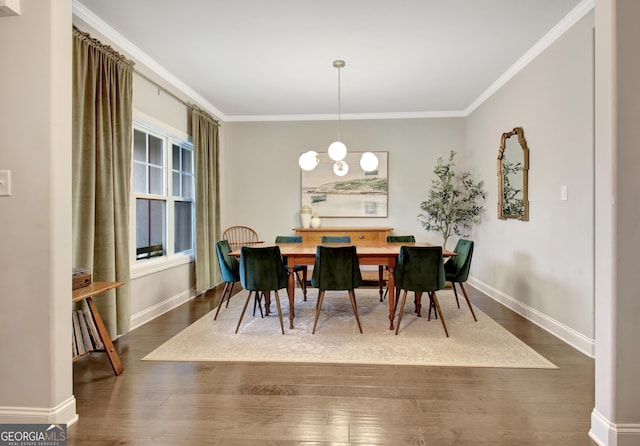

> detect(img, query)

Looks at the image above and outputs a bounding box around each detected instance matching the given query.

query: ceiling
[74,0,586,121]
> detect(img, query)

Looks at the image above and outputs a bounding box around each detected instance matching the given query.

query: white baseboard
[590,409,640,446]
[0,396,78,425]
[467,277,595,358]
[130,288,197,330]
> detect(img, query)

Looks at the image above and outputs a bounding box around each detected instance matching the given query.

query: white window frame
[130,116,194,279]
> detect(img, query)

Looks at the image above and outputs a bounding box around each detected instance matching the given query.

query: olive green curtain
[72,27,134,338]
[192,106,221,293]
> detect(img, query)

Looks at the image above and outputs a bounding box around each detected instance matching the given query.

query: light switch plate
[560,185,568,201]
[0,170,12,196]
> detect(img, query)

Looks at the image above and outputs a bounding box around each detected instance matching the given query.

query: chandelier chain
[337,63,341,141]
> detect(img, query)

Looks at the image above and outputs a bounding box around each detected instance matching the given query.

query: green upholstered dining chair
[444,239,478,322]
[382,235,416,301]
[214,240,240,320]
[394,245,449,337]
[275,235,308,301]
[311,245,364,334]
[235,246,288,334]
[321,235,351,243]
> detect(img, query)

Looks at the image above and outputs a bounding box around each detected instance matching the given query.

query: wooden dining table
[230,241,455,331]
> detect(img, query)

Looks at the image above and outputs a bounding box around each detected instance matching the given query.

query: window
[172,142,194,253]
[132,124,194,264]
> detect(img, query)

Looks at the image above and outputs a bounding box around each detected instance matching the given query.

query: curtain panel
[192,106,221,293]
[72,27,134,338]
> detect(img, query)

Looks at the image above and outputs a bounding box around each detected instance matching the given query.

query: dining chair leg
[252,293,257,317]
[451,282,461,308]
[214,282,230,320]
[295,271,307,301]
[395,290,409,335]
[312,290,326,334]
[302,268,308,301]
[235,291,255,334]
[459,283,478,322]
[427,298,438,320]
[430,291,449,337]
[225,282,235,308]
[273,290,285,335]
[252,292,264,318]
[348,289,363,334]
[393,287,402,315]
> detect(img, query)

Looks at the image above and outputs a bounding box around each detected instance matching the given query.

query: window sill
[131,253,193,279]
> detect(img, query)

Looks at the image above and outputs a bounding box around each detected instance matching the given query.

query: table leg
[387,262,396,331]
[287,257,296,329]
[378,265,384,301]
[415,291,423,317]
[86,296,124,376]
[263,291,271,316]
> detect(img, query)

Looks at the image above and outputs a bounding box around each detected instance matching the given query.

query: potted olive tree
[418,150,486,249]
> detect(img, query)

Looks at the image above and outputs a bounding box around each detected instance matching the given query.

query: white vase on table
[310,213,321,228]
[300,205,312,228]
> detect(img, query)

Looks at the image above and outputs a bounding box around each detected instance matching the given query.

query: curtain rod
[134,70,221,127]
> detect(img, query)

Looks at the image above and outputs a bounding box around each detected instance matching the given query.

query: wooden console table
[72,281,124,376]
[293,227,394,244]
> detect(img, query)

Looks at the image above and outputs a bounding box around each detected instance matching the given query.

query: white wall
[465,12,595,354]
[0,0,76,424]
[133,74,190,135]
[591,0,640,444]
[222,118,465,244]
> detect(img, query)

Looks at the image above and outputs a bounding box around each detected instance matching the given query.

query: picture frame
[300,151,388,218]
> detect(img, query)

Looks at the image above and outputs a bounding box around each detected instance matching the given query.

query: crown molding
[224,110,466,122]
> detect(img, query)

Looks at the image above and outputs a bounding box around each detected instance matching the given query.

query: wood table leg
[378,265,384,301]
[415,291,423,317]
[263,291,271,316]
[387,262,396,330]
[86,296,124,376]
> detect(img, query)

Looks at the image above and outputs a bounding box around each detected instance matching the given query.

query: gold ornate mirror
[498,127,529,220]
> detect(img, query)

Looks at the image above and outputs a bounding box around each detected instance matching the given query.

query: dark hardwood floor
[69,284,596,445]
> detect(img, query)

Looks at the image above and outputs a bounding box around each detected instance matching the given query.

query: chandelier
[299,60,378,176]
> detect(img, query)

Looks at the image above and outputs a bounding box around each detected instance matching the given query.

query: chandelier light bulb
[360,152,379,172]
[333,160,349,176]
[328,141,347,161]
[298,150,319,171]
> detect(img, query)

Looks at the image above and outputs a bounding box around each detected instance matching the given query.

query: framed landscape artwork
[300,151,388,218]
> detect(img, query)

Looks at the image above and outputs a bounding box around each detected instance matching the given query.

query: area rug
[143,288,557,369]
